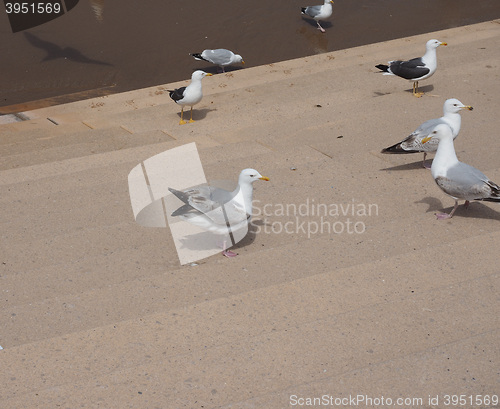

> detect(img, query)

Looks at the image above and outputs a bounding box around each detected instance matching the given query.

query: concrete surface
[1,20,499,409]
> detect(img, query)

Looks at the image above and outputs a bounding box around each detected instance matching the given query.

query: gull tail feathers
[381,142,418,154]
[482,181,500,202]
[168,187,190,204]
[190,53,208,62]
[171,204,195,217]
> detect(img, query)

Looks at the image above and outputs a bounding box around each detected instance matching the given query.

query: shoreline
[2,0,500,112]
[2,18,500,118]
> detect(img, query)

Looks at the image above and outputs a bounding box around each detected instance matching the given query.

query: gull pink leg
[316,22,325,33]
[435,200,459,220]
[222,241,238,258]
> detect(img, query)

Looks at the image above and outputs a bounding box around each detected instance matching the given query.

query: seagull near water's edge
[301,0,334,33]
[190,49,245,73]
[376,39,447,97]
[167,70,212,125]
[169,169,270,257]
[422,124,500,219]
[381,98,473,168]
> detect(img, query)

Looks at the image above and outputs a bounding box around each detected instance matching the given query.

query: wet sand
[1,0,500,111]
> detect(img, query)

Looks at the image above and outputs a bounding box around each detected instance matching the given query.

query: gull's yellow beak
[206,73,213,76]
[259,176,270,181]
[441,42,448,46]
[330,0,334,3]
[242,60,245,65]
[463,105,473,111]
[422,136,432,144]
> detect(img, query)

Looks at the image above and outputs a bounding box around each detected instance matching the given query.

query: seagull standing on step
[375,39,447,97]
[381,98,473,168]
[190,49,244,73]
[169,169,270,257]
[422,124,500,219]
[167,70,212,125]
[301,0,334,33]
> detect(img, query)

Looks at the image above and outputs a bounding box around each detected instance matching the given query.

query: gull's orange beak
[259,176,270,181]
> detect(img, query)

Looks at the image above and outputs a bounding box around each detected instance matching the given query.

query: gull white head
[422,123,454,144]
[426,39,447,50]
[443,98,473,114]
[234,54,245,64]
[238,169,270,185]
[191,70,213,80]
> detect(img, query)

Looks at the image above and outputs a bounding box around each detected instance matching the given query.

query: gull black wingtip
[375,64,389,73]
[381,143,417,154]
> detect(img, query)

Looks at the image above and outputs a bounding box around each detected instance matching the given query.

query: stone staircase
[1,21,499,408]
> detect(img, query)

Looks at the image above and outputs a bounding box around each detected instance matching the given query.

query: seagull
[169,169,270,257]
[382,98,473,168]
[167,70,212,125]
[301,0,334,33]
[376,39,447,97]
[422,124,500,219]
[190,49,244,73]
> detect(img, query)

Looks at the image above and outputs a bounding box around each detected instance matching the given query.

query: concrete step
[221,330,500,408]
[0,128,176,170]
[2,155,500,347]
[4,131,498,276]
[1,233,498,406]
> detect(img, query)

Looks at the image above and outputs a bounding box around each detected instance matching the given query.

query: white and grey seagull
[382,98,473,168]
[422,124,500,219]
[167,70,212,125]
[376,39,447,97]
[190,49,244,73]
[168,169,270,257]
[301,0,334,33]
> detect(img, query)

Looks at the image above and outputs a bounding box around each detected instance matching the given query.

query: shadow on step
[416,196,500,221]
[176,107,216,123]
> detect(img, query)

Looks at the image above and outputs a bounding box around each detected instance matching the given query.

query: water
[1,0,499,111]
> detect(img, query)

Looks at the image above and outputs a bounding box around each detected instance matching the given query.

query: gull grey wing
[382,118,444,153]
[303,5,322,17]
[169,186,219,214]
[436,163,492,200]
[401,118,446,151]
[207,49,233,65]
[389,57,430,80]
[169,185,241,225]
